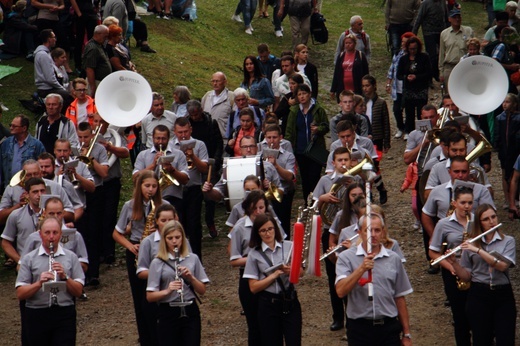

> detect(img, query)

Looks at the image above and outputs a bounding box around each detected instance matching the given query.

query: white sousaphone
[448,55,508,115]
[95,71,153,127]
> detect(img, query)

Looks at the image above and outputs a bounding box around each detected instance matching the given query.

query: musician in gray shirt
[16,217,84,346]
[336,214,413,345]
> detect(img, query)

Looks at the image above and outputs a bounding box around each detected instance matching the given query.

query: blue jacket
[1,134,46,187]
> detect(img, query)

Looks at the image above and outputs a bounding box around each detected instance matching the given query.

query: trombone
[78,126,102,168]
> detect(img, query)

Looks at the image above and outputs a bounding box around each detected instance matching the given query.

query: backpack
[482,40,502,57]
[310,12,328,44]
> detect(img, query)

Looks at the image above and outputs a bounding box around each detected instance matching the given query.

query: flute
[319,234,359,261]
[431,223,502,266]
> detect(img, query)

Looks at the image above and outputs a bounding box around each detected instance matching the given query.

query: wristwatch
[403,333,412,339]
[63,274,69,281]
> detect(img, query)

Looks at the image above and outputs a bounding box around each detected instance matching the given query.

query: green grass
[0,0,489,278]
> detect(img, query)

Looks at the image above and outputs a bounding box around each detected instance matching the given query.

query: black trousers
[404,98,427,134]
[181,186,203,260]
[295,153,323,205]
[257,291,302,346]
[100,178,121,259]
[270,189,295,239]
[157,303,200,346]
[346,317,401,346]
[441,268,471,346]
[392,93,405,132]
[238,271,261,346]
[25,305,76,346]
[125,249,159,346]
[321,230,344,324]
[72,14,97,69]
[466,283,517,346]
[84,186,105,279]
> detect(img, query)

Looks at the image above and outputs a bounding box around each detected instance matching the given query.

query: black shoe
[330,321,343,331]
[208,225,219,239]
[140,45,157,53]
[240,310,245,316]
[379,189,388,205]
[89,277,100,287]
[428,264,440,274]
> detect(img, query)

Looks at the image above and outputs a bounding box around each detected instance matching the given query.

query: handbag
[304,134,328,167]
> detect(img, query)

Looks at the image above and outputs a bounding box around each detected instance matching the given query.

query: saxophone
[135,200,156,266]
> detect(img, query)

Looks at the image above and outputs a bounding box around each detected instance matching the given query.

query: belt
[472,282,511,291]
[259,291,284,303]
[349,316,397,326]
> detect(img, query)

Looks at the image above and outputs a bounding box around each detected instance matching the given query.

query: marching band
[1,52,518,346]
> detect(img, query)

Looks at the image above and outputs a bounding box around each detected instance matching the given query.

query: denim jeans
[237,0,258,27]
[388,23,412,56]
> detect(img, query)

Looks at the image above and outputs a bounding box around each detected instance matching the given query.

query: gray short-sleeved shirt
[133,146,189,199]
[86,143,109,186]
[243,241,293,294]
[103,129,128,182]
[137,231,192,275]
[426,158,490,190]
[55,160,94,208]
[260,148,296,192]
[335,245,413,319]
[16,245,85,308]
[55,176,84,210]
[460,232,516,285]
[0,179,74,213]
[22,229,89,264]
[429,213,471,252]
[229,216,254,262]
[2,205,40,254]
[140,111,178,149]
[326,136,377,173]
[423,181,495,219]
[329,210,359,235]
[172,138,208,187]
[115,199,170,242]
[146,253,209,303]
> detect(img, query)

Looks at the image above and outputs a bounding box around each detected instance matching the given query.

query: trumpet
[78,126,102,168]
[42,242,66,306]
[319,233,359,261]
[265,180,283,203]
[63,157,81,189]
[158,145,179,191]
[430,223,502,266]
[169,247,192,318]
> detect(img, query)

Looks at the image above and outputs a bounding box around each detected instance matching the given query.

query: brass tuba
[466,133,493,185]
[319,152,373,226]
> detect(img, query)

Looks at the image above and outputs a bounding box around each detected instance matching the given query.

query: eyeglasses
[258,226,275,234]
[240,145,256,150]
[9,124,22,128]
[75,89,87,92]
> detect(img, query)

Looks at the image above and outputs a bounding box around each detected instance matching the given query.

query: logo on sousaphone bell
[119,75,141,84]
[471,60,493,68]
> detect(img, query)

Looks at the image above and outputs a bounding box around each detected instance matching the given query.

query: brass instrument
[42,242,66,306]
[9,170,26,187]
[158,145,179,191]
[465,134,493,185]
[78,126,102,168]
[169,247,192,317]
[265,181,283,203]
[135,199,156,267]
[320,152,373,226]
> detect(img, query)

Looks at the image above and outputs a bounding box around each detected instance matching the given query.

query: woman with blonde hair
[147,220,209,345]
